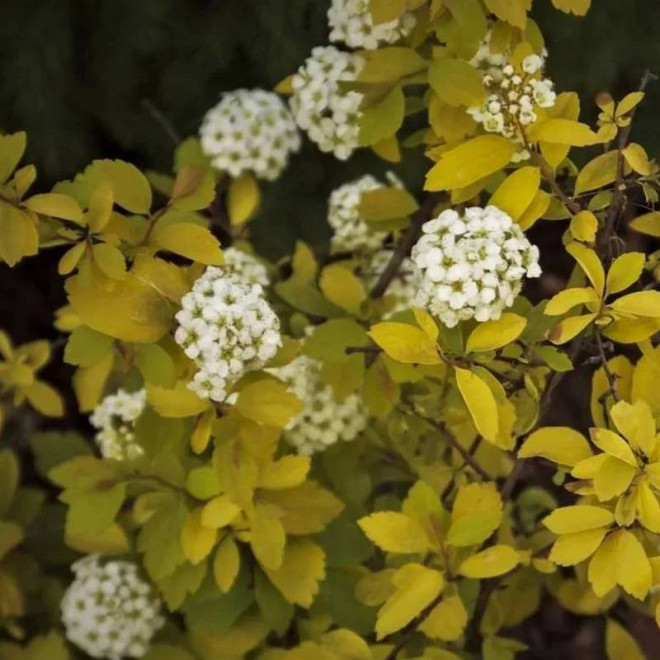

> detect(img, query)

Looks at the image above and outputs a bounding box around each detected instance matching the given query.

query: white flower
[531,79,557,108]
[411,206,541,327]
[522,54,543,74]
[200,89,301,181]
[290,46,364,159]
[328,0,416,50]
[272,355,367,455]
[174,268,281,403]
[328,173,402,253]
[61,556,164,660]
[90,389,146,461]
[361,249,420,316]
[221,247,269,287]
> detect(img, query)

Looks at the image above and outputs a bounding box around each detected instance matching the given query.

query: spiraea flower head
[411,206,541,328]
[89,389,146,461]
[468,45,556,162]
[200,89,301,181]
[328,0,416,50]
[221,246,270,288]
[174,267,281,403]
[61,556,164,660]
[328,173,401,253]
[273,355,368,455]
[290,46,364,160]
[361,249,420,316]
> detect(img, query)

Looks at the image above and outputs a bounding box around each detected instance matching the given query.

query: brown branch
[369,193,443,299]
[595,329,621,403]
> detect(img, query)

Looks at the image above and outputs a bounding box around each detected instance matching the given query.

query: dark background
[1,3,659,656]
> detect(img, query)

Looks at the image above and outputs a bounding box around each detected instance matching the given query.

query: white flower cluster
[222,246,270,288]
[361,249,419,316]
[200,89,301,180]
[328,0,416,50]
[468,51,556,162]
[469,30,508,71]
[174,267,281,403]
[89,389,146,461]
[273,355,367,455]
[328,174,395,253]
[290,46,364,160]
[61,556,164,660]
[411,206,541,327]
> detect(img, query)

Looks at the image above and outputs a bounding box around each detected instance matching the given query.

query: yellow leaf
[0,132,26,184]
[368,322,441,365]
[587,531,618,596]
[92,243,127,280]
[73,351,114,412]
[359,85,405,146]
[228,173,260,226]
[181,508,218,564]
[427,58,485,108]
[263,538,326,607]
[543,505,614,534]
[358,47,427,84]
[630,211,660,238]
[86,184,114,233]
[551,0,591,15]
[465,313,526,353]
[549,528,607,566]
[24,193,83,223]
[458,544,521,578]
[615,530,652,599]
[413,307,439,342]
[603,318,660,344]
[250,504,286,570]
[66,523,130,555]
[484,0,530,27]
[605,618,645,660]
[259,455,310,490]
[370,0,407,23]
[611,291,660,318]
[213,536,240,593]
[590,427,637,465]
[376,563,444,639]
[236,379,303,428]
[519,427,592,467]
[425,136,515,192]
[201,495,241,529]
[570,210,599,243]
[171,166,216,211]
[191,408,214,454]
[454,367,499,443]
[605,253,645,297]
[153,222,223,266]
[358,187,418,222]
[530,118,602,146]
[84,159,152,214]
[372,135,401,163]
[274,74,294,95]
[574,151,619,194]
[58,242,87,275]
[622,143,651,176]
[545,287,599,316]
[419,595,468,641]
[547,313,597,344]
[319,265,366,313]
[0,203,38,267]
[566,242,605,295]
[489,167,540,222]
[517,190,550,230]
[358,512,431,554]
[147,381,211,418]
[24,381,64,417]
[447,482,502,547]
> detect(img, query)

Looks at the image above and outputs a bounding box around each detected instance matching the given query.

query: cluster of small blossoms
[469,30,508,71]
[221,246,270,288]
[328,174,399,253]
[174,267,281,403]
[361,249,419,316]
[468,53,556,162]
[328,0,416,50]
[290,46,364,160]
[61,556,164,660]
[199,89,301,180]
[273,355,368,455]
[89,389,146,461]
[411,206,541,327]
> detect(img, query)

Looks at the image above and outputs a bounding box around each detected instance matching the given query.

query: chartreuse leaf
[147,382,210,418]
[263,538,326,607]
[543,505,614,534]
[465,313,526,353]
[64,326,113,367]
[0,202,39,266]
[419,594,468,641]
[369,0,406,23]
[24,381,64,417]
[606,617,645,660]
[376,563,444,639]
[228,173,260,226]
[236,378,303,427]
[358,186,418,222]
[358,47,426,84]
[454,367,499,443]
[547,313,597,345]
[259,455,310,490]
[359,85,405,147]
[0,132,26,184]
[66,523,130,556]
[518,427,592,467]
[84,159,152,214]
[0,521,22,559]
[484,0,530,28]
[153,222,223,265]
[549,527,607,566]
[611,291,660,318]
[250,504,286,570]
[319,265,366,313]
[368,322,441,364]
[551,0,591,15]
[428,59,484,108]
[447,482,502,547]
[570,210,599,243]
[135,343,176,387]
[529,119,602,146]
[458,544,521,578]
[24,192,83,222]
[181,508,218,564]
[170,166,216,211]
[489,168,540,222]
[545,287,599,316]
[606,252,645,296]
[425,136,515,191]
[201,495,241,529]
[0,450,19,517]
[574,151,619,194]
[358,512,431,553]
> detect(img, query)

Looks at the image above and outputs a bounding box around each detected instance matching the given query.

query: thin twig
[141,99,181,145]
[595,329,621,402]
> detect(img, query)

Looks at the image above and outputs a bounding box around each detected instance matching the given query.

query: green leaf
[29,431,92,479]
[428,59,485,107]
[358,187,419,222]
[64,326,113,367]
[0,450,19,517]
[235,378,303,428]
[359,85,405,147]
[136,343,176,387]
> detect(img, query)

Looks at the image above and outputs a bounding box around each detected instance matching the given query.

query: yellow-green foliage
[3,0,660,658]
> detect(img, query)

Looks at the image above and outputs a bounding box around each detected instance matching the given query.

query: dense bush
[1,0,660,658]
